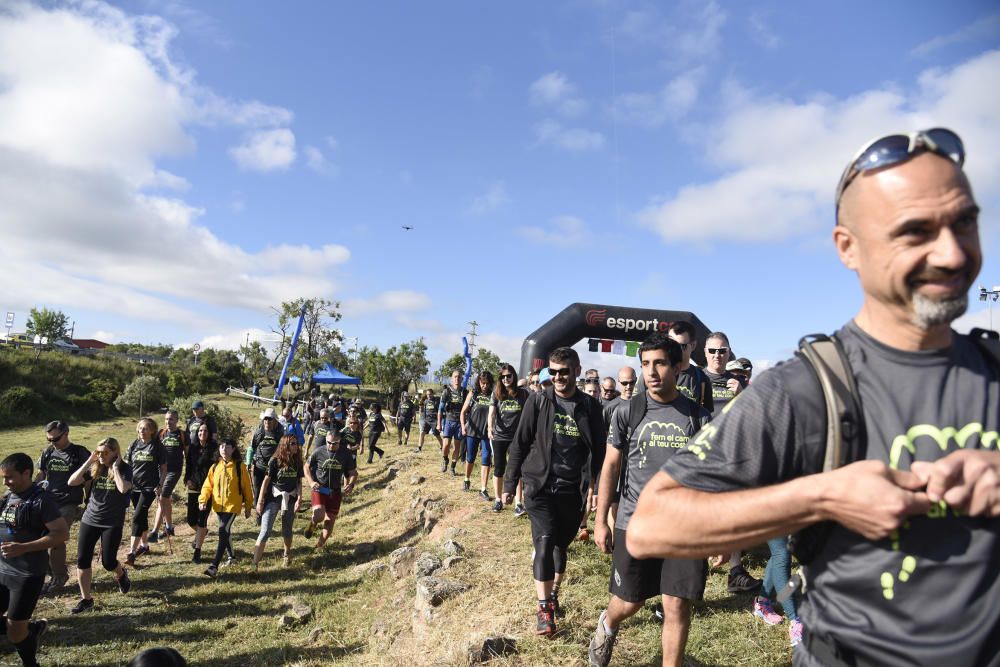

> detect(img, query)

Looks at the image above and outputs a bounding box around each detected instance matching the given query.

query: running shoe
[491,500,503,513]
[125,552,136,567]
[191,548,201,564]
[304,521,316,539]
[440,460,448,473]
[450,463,458,476]
[414,447,422,453]
[588,610,617,667]
[204,565,218,578]
[513,504,526,518]
[535,605,556,637]
[728,565,761,593]
[789,619,804,647]
[147,531,158,544]
[753,596,783,626]
[653,603,664,623]
[463,480,471,492]
[165,525,175,537]
[135,544,151,558]
[224,555,237,568]
[117,568,131,594]
[549,591,562,618]
[70,598,94,615]
[478,490,490,502]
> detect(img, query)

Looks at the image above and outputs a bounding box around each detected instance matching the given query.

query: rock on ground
[441,555,465,570]
[389,546,418,578]
[414,552,442,577]
[277,596,313,628]
[414,576,468,611]
[468,635,517,663]
[443,540,465,556]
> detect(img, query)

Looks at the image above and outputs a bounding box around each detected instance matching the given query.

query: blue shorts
[442,420,462,439]
[465,437,492,466]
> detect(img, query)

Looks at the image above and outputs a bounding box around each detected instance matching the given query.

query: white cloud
[304,144,337,175]
[911,14,1000,58]
[229,128,296,171]
[638,50,1000,243]
[188,327,282,352]
[615,69,702,127]
[530,71,588,117]
[342,291,432,318]
[616,1,727,64]
[325,135,338,150]
[467,181,510,215]
[747,12,780,50]
[534,120,605,151]
[516,215,590,246]
[0,2,347,328]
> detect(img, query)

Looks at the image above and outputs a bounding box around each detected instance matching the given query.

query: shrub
[0,386,46,426]
[113,376,164,416]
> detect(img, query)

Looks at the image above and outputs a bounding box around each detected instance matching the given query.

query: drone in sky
[401,225,413,231]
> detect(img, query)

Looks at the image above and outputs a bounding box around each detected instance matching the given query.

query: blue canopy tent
[311,363,361,386]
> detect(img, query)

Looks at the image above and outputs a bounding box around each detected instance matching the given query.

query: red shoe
[535,605,556,637]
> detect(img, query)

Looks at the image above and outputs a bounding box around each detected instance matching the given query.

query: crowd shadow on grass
[187,642,367,667]
[340,498,378,516]
[695,590,756,615]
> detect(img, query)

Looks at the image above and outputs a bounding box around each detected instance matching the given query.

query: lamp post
[978,285,1000,331]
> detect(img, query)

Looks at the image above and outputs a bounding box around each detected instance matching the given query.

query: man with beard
[629,128,1000,665]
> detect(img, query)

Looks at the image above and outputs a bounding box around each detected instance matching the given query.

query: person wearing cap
[279,406,305,447]
[537,367,553,389]
[185,400,217,451]
[303,428,357,549]
[35,420,90,594]
[395,392,416,447]
[725,359,751,383]
[246,408,285,520]
[417,388,442,454]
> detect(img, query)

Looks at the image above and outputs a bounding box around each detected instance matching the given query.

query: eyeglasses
[619,380,636,387]
[263,417,274,421]
[500,374,514,380]
[835,128,964,213]
[548,367,573,378]
[46,435,60,442]
[601,388,616,395]
[707,348,729,355]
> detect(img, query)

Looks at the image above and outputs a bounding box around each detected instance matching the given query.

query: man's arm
[0,517,68,559]
[626,462,933,560]
[594,446,622,554]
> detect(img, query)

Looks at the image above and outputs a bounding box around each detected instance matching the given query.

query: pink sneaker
[753,596,782,626]
[789,619,804,647]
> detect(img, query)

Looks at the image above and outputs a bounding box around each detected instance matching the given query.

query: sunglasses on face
[619,380,636,387]
[500,373,514,380]
[835,128,964,214]
[707,348,729,355]
[548,367,573,378]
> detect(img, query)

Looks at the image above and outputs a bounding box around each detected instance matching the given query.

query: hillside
[0,396,792,666]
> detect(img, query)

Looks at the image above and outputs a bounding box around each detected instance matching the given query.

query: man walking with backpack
[589,334,711,667]
[628,128,1000,666]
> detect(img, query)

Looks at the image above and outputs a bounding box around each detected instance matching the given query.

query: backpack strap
[625,391,648,442]
[968,327,1000,366]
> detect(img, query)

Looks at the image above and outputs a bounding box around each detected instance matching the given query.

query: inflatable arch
[518,303,711,378]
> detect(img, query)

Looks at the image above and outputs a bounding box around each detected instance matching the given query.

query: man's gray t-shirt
[610,393,709,531]
[663,320,1000,667]
[601,396,624,428]
[703,369,744,417]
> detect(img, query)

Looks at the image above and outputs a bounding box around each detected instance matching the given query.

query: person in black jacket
[503,346,606,638]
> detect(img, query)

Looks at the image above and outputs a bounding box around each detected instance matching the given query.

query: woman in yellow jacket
[198,438,253,578]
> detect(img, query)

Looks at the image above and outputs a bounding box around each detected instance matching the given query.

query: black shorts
[610,528,707,602]
[0,573,44,621]
[161,472,182,497]
[398,417,413,431]
[420,421,439,436]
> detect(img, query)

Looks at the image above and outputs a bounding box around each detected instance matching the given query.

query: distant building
[72,339,109,350]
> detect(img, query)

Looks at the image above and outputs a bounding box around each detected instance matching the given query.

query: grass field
[0,395,794,666]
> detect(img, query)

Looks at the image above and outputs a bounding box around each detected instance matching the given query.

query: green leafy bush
[113,376,164,416]
[168,395,248,444]
[0,386,46,426]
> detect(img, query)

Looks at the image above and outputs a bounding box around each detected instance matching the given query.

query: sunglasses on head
[707,347,729,355]
[835,128,964,214]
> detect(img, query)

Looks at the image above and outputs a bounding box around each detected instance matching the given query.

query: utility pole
[466,320,479,358]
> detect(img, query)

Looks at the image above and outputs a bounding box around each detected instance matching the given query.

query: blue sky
[1,0,999,377]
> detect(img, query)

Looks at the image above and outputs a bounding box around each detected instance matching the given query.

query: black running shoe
[478,490,490,502]
[147,531,159,544]
[463,480,471,492]
[204,565,218,578]
[165,525,175,536]
[191,548,201,564]
[492,500,503,513]
[440,459,448,473]
[117,568,131,594]
[70,598,94,614]
[728,565,762,593]
[135,544,151,558]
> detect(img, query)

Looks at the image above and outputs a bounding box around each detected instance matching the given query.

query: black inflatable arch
[518,303,711,378]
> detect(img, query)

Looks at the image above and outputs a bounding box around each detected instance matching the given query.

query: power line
[466,320,479,357]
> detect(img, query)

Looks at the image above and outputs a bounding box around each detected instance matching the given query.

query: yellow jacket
[199,458,254,513]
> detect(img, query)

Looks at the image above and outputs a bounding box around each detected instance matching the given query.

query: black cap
[45,420,68,435]
[191,400,205,409]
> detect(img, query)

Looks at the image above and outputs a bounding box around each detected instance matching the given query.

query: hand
[199,503,207,511]
[501,492,513,505]
[88,450,101,463]
[818,460,931,540]
[244,507,251,519]
[256,504,264,516]
[594,522,613,555]
[344,483,354,495]
[911,450,1000,517]
[710,554,726,568]
[294,498,301,512]
[185,480,194,490]
[0,542,26,559]
[310,481,320,491]
[726,378,743,393]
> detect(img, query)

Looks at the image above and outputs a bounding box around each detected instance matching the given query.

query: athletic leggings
[526,490,584,581]
[251,466,268,505]
[367,431,384,464]
[130,489,157,538]
[212,512,237,568]
[492,439,512,478]
[76,521,123,571]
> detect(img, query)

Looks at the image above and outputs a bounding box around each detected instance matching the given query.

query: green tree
[434,347,502,383]
[271,298,343,395]
[239,340,270,381]
[25,307,70,342]
[359,339,430,407]
[113,375,164,416]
